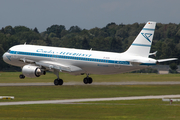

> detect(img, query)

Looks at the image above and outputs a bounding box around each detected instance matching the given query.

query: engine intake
[22,65,46,78]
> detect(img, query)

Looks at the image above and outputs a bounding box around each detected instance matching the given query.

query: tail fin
[125,21,156,57]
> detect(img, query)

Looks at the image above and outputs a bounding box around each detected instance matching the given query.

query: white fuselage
[3,44,156,75]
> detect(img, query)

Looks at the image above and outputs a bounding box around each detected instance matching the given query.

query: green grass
[1,72,180,119]
[0,85,180,102]
[0,72,180,83]
[0,100,180,120]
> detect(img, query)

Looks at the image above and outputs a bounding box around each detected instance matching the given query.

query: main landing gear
[53,73,93,85]
[53,70,64,86]
[54,79,63,85]
[83,74,93,84]
[54,76,93,85]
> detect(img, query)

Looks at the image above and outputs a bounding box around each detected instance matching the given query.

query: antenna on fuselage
[90,48,92,51]
[24,42,26,45]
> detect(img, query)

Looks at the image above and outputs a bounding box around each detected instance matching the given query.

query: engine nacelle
[22,65,46,78]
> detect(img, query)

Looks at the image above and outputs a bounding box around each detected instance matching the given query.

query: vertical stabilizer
[125,21,156,57]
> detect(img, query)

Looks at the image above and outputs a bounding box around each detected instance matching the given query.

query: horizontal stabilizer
[157,58,178,63]
[149,51,157,56]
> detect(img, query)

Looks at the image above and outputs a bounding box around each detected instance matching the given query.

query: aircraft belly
[66,60,148,75]
[84,65,148,75]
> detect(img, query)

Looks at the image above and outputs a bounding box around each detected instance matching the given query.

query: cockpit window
[7,50,11,53]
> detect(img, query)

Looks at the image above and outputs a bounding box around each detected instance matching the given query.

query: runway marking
[0,94,180,106]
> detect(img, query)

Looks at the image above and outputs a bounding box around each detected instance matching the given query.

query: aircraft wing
[19,58,35,63]
[19,58,82,72]
[35,61,82,72]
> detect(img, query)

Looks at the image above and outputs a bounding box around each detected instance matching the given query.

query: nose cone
[2,52,10,63]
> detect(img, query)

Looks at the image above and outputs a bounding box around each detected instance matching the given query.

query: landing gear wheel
[19,74,25,79]
[54,79,64,86]
[88,77,93,84]
[83,77,93,84]
[54,79,59,86]
[83,78,88,84]
[58,79,63,85]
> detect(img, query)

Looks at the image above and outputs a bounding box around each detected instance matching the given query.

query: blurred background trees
[0,22,180,71]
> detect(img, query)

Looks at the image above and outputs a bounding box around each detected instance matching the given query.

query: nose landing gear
[19,74,25,79]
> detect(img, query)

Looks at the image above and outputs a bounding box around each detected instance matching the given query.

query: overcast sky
[0,0,180,32]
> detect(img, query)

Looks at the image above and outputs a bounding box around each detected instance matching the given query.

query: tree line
[0,22,180,71]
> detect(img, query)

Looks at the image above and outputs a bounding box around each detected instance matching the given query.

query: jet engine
[22,65,46,78]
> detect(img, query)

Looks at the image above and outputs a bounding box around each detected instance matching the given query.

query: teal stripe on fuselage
[9,51,130,65]
[140,63,156,66]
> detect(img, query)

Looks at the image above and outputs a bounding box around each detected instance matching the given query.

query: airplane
[2,21,177,85]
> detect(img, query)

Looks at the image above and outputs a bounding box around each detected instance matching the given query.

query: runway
[0,94,180,106]
[1,82,180,106]
[1,81,180,86]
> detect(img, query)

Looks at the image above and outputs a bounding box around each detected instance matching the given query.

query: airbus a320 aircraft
[2,21,177,85]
